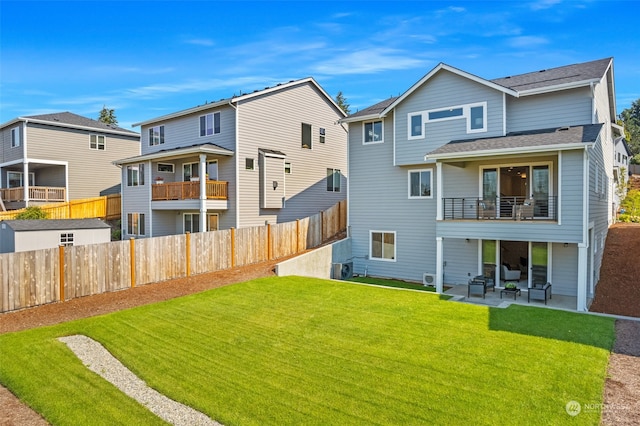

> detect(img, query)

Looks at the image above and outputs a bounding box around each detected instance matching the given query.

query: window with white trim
[149,125,165,146]
[199,112,221,136]
[90,134,106,150]
[327,168,340,192]
[302,123,312,149]
[7,171,34,188]
[183,213,219,233]
[127,213,145,236]
[126,164,145,186]
[11,127,21,147]
[157,163,174,173]
[363,120,383,144]
[407,102,487,139]
[246,158,255,170]
[408,114,423,139]
[370,231,396,261]
[408,169,432,198]
[319,128,326,144]
[284,162,292,174]
[60,233,74,247]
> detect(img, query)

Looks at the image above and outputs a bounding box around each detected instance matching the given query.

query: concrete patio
[444,284,577,311]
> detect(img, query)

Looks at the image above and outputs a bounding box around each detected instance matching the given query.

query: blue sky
[1,0,639,129]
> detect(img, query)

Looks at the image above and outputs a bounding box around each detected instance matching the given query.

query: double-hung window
[127,163,145,186]
[11,127,20,147]
[302,123,312,149]
[149,125,165,146]
[319,128,326,144]
[327,168,341,192]
[60,233,74,247]
[363,120,383,144]
[199,112,221,136]
[370,231,396,261]
[408,114,423,139]
[127,213,145,236]
[408,169,432,198]
[90,134,106,150]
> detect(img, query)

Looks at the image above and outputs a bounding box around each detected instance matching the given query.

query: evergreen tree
[98,105,118,125]
[335,91,351,115]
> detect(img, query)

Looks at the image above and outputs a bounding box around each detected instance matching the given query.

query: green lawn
[0,276,615,425]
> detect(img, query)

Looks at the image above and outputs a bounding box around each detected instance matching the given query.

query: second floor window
[200,112,221,136]
[149,125,165,146]
[11,127,20,147]
[90,134,106,150]
[363,120,383,144]
[319,128,326,144]
[127,164,145,186]
[409,170,432,198]
[302,123,312,149]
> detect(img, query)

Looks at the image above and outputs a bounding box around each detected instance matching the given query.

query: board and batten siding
[506,87,592,133]
[235,82,347,228]
[394,70,505,166]
[24,124,139,200]
[348,112,438,282]
[139,106,236,155]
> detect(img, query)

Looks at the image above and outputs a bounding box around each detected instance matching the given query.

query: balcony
[151,180,228,201]
[0,186,66,203]
[442,196,558,221]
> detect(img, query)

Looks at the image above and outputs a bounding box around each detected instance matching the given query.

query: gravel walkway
[58,335,221,426]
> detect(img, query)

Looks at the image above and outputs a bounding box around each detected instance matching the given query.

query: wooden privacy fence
[0,194,121,221]
[0,199,346,313]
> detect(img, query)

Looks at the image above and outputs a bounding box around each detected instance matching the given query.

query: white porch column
[576,242,588,311]
[436,237,444,293]
[23,161,30,207]
[436,162,443,221]
[199,154,207,232]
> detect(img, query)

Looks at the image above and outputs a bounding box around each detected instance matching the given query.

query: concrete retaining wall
[275,237,352,279]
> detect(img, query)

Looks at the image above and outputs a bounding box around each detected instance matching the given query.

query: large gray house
[0,112,140,209]
[116,78,347,237]
[342,57,621,311]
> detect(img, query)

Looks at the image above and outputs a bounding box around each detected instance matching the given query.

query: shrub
[14,206,48,220]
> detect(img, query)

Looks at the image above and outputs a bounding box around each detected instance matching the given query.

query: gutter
[424,142,594,162]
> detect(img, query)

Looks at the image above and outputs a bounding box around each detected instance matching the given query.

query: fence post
[267,223,272,260]
[186,232,191,277]
[296,219,300,253]
[320,210,324,242]
[130,238,136,288]
[59,245,65,302]
[231,227,236,268]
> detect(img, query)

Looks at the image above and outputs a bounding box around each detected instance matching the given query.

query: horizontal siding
[506,87,592,132]
[236,82,347,228]
[395,70,505,166]
[121,162,152,239]
[551,242,578,296]
[443,238,478,285]
[25,123,140,199]
[0,123,24,166]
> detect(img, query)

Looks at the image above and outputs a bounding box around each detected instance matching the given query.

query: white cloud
[529,0,562,10]
[312,48,429,75]
[184,38,215,47]
[507,36,549,48]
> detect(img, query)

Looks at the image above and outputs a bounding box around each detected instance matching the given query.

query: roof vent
[539,69,546,73]
[505,76,511,79]
[556,126,570,132]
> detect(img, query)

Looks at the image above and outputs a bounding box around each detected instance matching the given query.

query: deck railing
[442,196,558,221]
[151,180,228,201]
[0,186,66,202]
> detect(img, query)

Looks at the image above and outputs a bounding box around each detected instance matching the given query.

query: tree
[618,98,640,161]
[15,206,48,220]
[98,105,118,126]
[335,91,351,115]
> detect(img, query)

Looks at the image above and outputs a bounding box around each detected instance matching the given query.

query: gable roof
[114,142,234,165]
[132,77,346,128]
[490,57,612,94]
[2,112,139,137]
[340,97,398,123]
[615,136,632,156]
[2,218,111,232]
[425,124,602,160]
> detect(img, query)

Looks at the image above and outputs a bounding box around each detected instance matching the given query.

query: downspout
[199,154,207,232]
[229,100,239,229]
[576,145,591,311]
[22,119,30,207]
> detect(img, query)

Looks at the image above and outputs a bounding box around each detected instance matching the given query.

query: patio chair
[468,278,486,298]
[483,263,496,292]
[516,198,535,220]
[478,200,496,219]
[528,282,552,304]
[501,264,521,281]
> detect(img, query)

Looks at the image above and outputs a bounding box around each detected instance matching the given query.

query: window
[409,114,423,139]
[469,105,484,131]
[327,168,341,192]
[302,123,312,149]
[183,163,199,181]
[199,112,221,137]
[319,128,326,144]
[149,125,165,146]
[60,233,74,247]
[246,158,255,170]
[90,134,106,150]
[370,231,396,261]
[409,169,432,198]
[618,152,621,163]
[157,163,174,173]
[7,171,34,188]
[183,213,219,233]
[284,162,292,174]
[127,213,145,236]
[363,120,383,144]
[11,127,20,147]
[126,164,145,186]
[428,108,463,120]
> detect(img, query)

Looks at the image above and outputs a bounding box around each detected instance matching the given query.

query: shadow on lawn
[487,304,616,350]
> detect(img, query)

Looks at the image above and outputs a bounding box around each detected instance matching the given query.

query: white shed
[0,219,111,253]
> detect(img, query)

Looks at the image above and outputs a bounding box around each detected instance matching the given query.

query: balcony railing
[0,186,66,202]
[151,180,228,201]
[442,196,558,221]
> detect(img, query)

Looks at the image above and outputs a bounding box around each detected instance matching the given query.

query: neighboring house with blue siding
[342,57,622,311]
[115,78,347,238]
